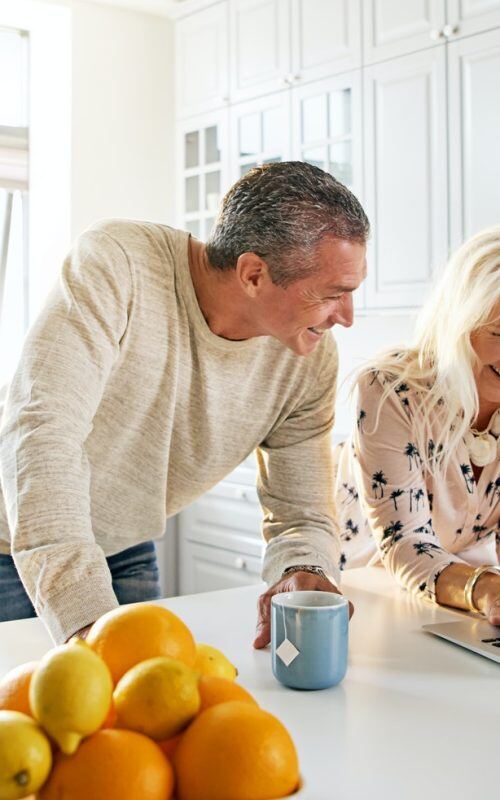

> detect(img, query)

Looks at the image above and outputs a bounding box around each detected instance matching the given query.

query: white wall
[332,311,417,439]
[68,1,174,239]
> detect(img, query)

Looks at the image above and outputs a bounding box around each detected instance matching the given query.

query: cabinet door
[175,3,229,119]
[447,0,500,38]
[363,0,446,64]
[230,0,291,103]
[230,90,292,182]
[291,0,361,84]
[179,540,263,595]
[291,72,365,308]
[448,28,500,248]
[176,109,230,240]
[363,48,448,309]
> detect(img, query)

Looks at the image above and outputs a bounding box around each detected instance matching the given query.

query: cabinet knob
[429,28,444,41]
[278,76,290,87]
[236,488,250,502]
[292,73,301,82]
[220,95,229,103]
[441,24,460,38]
[235,557,247,570]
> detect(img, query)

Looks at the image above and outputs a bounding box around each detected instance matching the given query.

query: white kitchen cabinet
[291,0,361,84]
[179,540,263,594]
[363,0,446,64]
[363,47,448,309]
[176,109,230,239]
[229,0,361,105]
[292,72,362,202]
[229,0,291,103]
[175,2,229,119]
[448,0,500,38]
[291,71,365,308]
[229,90,292,181]
[448,27,500,248]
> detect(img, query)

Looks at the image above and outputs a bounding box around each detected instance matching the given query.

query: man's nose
[329,294,354,328]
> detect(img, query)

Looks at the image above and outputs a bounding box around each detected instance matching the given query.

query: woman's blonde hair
[356,225,500,473]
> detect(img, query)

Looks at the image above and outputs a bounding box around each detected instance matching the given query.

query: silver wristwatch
[282,565,326,579]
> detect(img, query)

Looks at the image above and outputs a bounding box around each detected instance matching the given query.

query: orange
[0,661,38,716]
[39,729,174,800]
[198,676,258,712]
[173,701,299,800]
[87,603,196,684]
[101,698,117,729]
[158,733,182,760]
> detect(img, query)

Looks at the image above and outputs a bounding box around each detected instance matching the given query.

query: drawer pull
[234,557,247,570]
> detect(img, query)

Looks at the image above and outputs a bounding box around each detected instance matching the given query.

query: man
[0,161,368,646]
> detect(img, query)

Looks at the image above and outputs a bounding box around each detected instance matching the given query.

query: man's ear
[236,252,272,297]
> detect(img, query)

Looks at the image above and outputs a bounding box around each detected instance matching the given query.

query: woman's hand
[473,572,500,626]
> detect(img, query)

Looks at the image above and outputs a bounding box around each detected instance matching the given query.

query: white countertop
[0,567,498,800]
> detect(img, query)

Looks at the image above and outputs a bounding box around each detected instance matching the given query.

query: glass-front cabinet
[292,72,362,198]
[292,72,364,307]
[177,110,230,240]
[230,91,292,181]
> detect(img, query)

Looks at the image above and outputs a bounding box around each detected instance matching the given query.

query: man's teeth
[491,364,500,377]
[308,326,323,335]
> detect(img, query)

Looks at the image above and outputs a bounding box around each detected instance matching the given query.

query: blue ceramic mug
[271,590,349,690]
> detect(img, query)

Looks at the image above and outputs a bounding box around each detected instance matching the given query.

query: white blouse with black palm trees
[334,372,500,602]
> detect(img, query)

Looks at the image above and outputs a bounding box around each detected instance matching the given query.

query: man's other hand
[253,570,354,649]
[66,623,93,643]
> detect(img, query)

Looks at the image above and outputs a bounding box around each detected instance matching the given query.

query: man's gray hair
[206,161,370,288]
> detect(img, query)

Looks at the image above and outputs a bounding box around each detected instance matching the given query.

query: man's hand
[253,570,354,649]
[66,623,93,643]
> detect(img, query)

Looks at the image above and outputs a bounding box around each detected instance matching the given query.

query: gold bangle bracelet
[463,565,500,614]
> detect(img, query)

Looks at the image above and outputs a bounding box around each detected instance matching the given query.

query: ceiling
[83,0,213,18]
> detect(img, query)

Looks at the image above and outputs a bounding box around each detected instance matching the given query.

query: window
[0,26,29,385]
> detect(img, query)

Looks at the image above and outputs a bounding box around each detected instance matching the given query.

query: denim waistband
[106,540,156,567]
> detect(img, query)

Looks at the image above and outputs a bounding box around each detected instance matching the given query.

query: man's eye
[324,295,342,301]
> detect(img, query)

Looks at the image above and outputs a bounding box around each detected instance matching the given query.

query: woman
[335,225,500,624]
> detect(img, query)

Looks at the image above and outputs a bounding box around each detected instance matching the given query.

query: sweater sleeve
[354,373,466,600]
[0,224,133,643]
[258,335,341,587]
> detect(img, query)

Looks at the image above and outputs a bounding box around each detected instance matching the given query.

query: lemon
[194,644,237,681]
[114,656,200,741]
[30,638,113,755]
[0,710,52,800]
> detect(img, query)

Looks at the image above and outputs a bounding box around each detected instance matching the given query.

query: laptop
[422,619,500,664]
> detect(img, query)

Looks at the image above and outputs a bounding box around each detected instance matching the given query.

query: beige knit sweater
[0,220,340,643]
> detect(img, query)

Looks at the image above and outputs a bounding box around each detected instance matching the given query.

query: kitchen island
[0,567,497,800]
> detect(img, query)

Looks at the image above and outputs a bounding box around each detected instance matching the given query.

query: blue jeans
[0,541,162,622]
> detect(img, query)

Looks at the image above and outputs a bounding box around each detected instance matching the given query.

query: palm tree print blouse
[334,372,500,602]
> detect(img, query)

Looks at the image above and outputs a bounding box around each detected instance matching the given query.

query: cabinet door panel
[176,109,230,239]
[291,72,365,308]
[230,91,292,181]
[363,48,448,308]
[179,540,263,594]
[449,28,500,247]
[291,0,361,83]
[448,0,500,38]
[230,0,291,102]
[176,3,229,118]
[363,0,446,64]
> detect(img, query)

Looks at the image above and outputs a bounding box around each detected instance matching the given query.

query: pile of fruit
[0,603,300,800]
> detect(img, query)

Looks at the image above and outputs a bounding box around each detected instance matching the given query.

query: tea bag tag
[276,638,300,666]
